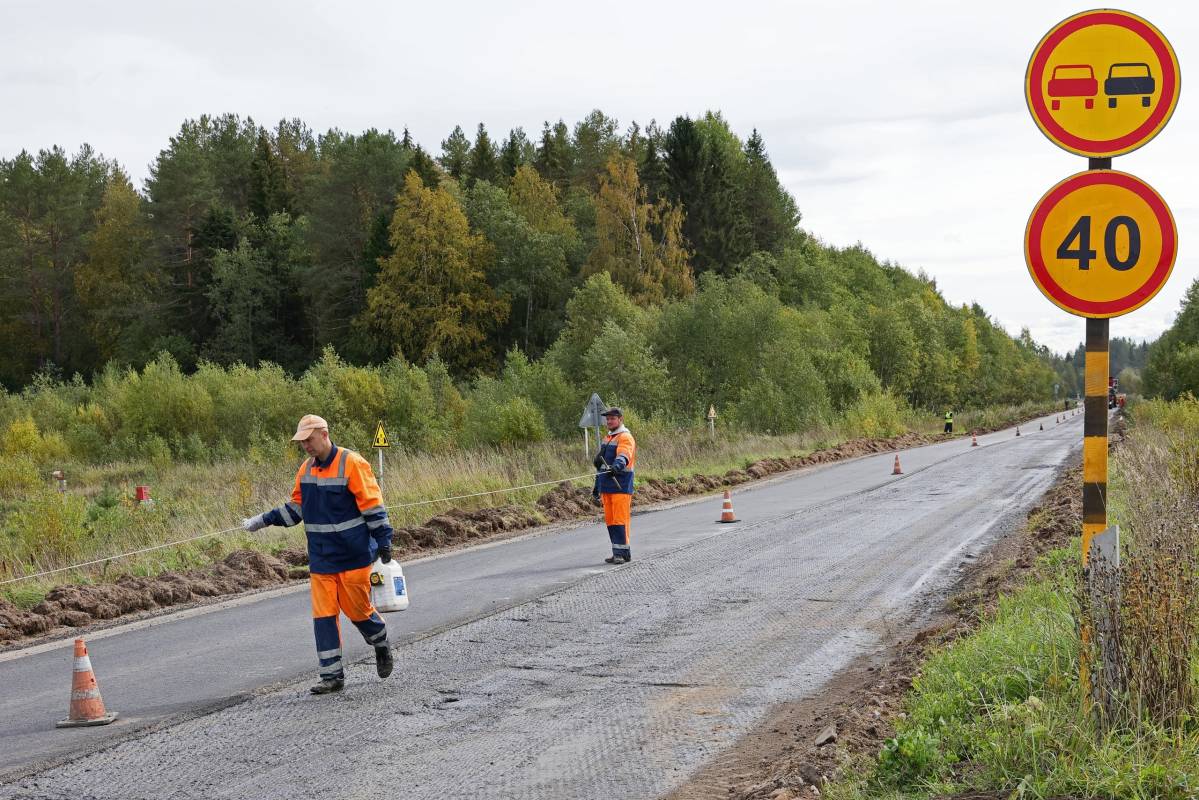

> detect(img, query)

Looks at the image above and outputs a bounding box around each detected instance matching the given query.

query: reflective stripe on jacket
[263,445,394,574]
[595,428,636,495]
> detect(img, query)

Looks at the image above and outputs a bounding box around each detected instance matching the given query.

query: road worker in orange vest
[243,415,395,695]
[592,407,637,564]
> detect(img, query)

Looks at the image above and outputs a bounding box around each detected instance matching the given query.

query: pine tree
[466,123,500,187]
[534,120,573,189]
[408,145,440,188]
[249,129,292,219]
[638,122,669,201]
[571,109,619,189]
[499,128,532,181]
[741,129,800,254]
[439,125,471,180]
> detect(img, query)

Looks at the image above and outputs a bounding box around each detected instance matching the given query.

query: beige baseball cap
[291,414,329,441]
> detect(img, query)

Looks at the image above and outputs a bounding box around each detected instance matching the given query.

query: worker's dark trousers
[944,423,952,433]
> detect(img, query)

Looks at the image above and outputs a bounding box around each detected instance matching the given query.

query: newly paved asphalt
[0,412,1083,799]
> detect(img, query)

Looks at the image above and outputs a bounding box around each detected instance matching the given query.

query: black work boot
[310,678,345,695]
[375,645,394,679]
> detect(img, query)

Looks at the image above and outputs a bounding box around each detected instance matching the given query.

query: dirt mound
[0,548,295,643]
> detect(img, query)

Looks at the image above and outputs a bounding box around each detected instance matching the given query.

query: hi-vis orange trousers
[310,564,388,681]
[601,493,632,560]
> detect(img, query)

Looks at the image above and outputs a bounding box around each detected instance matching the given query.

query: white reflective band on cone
[73,656,93,672]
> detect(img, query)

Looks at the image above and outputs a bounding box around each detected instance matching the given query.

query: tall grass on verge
[825,398,1199,800]
[1082,397,1199,731]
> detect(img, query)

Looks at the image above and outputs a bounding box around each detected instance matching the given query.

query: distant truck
[1105,63,1154,108]
[1049,64,1098,110]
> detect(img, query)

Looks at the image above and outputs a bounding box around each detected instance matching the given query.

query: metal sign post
[707,405,717,440]
[1023,9,1179,709]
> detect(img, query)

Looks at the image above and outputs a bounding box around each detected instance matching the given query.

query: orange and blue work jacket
[595,427,636,495]
[262,445,393,574]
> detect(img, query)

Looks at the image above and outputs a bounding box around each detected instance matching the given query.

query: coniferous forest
[0,110,1066,459]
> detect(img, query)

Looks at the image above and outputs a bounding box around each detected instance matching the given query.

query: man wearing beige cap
[243,414,396,694]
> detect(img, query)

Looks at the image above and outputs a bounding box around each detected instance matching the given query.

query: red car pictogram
[1048,64,1098,110]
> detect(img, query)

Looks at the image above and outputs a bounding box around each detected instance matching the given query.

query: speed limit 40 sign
[1025,169,1176,318]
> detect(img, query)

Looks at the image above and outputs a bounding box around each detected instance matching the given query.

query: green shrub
[470,396,550,447]
[842,391,906,439]
[877,728,955,788]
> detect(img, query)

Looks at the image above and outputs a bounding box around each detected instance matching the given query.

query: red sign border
[1025,170,1176,318]
[1026,9,1181,157]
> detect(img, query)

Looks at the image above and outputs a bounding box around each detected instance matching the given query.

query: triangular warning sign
[373,424,390,448]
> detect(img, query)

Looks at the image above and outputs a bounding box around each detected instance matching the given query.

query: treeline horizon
[1,109,1066,456]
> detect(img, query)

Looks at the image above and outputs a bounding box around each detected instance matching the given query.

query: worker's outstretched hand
[378,546,393,564]
[242,514,267,532]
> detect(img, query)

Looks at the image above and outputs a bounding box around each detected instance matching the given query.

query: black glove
[593,452,605,470]
[378,546,392,564]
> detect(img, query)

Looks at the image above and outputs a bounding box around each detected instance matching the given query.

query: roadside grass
[824,396,1199,800]
[0,399,1057,607]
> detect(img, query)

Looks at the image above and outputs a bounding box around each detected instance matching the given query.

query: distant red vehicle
[1048,64,1098,110]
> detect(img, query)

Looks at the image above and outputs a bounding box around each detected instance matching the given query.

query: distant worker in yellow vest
[944,410,954,434]
[592,407,637,564]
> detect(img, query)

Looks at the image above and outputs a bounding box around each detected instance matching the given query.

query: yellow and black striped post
[1082,317,1108,562]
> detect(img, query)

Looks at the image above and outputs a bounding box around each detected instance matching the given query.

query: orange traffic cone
[971,433,978,447]
[56,638,118,728]
[716,490,739,523]
[892,454,903,475]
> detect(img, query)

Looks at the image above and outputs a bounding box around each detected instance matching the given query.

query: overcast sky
[3,0,1194,354]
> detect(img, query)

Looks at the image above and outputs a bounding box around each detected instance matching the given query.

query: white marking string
[0,472,595,587]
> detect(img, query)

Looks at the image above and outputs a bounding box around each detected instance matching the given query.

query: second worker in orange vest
[592,407,637,564]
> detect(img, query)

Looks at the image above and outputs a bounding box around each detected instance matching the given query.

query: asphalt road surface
[0,412,1083,799]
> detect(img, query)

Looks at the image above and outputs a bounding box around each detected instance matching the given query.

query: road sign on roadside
[578,393,606,428]
[1025,169,1176,318]
[373,424,390,448]
[1025,9,1180,157]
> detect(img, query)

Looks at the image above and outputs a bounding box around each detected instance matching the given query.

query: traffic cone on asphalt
[716,490,739,523]
[972,433,978,447]
[892,454,903,475]
[1040,422,1044,430]
[57,638,118,728]
[1016,426,1022,437]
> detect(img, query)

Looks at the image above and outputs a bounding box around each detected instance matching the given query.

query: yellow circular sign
[1025,171,1176,318]
[1026,9,1180,157]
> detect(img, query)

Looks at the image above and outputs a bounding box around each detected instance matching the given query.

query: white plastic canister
[369,558,410,612]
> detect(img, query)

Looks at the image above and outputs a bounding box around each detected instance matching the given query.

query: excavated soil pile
[391,505,543,551]
[0,548,307,643]
[698,462,1087,800]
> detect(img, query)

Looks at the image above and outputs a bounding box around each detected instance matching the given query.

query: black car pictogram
[1105,63,1155,108]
